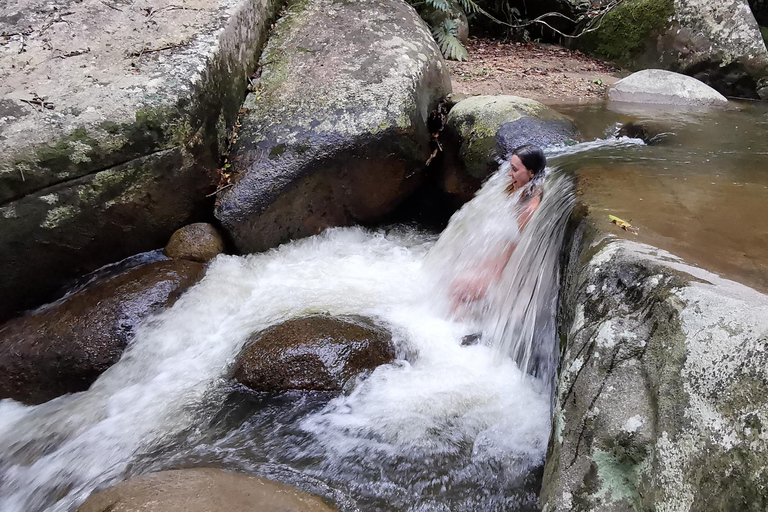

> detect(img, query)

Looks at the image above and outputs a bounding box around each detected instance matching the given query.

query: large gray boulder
[0,260,204,405]
[608,69,729,105]
[441,95,577,201]
[0,0,284,321]
[214,0,451,253]
[542,223,768,511]
[575,0,768,99]
[78,468,337,512]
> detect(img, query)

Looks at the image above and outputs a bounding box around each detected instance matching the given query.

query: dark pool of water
[552,100,768,292]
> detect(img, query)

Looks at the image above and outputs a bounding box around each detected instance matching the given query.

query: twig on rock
[128,41,189,58]
[58,48,90,59]
[100,0,123,11]
[20,95,54,111]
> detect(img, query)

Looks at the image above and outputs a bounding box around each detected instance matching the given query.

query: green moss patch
[577,0,674,68]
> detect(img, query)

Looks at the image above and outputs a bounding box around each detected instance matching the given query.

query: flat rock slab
[214,0,451,253]
[608,69,729,106]
[543,224,768,511]
[78,468,337,512]
[0,0,283,320]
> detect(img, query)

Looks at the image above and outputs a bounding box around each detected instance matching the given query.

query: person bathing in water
[450,144,546,311]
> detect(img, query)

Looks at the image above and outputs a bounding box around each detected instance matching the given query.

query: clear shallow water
[0,169,573,511]
[554,100,768,292]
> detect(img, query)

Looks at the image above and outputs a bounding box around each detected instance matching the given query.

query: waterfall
[424,167,575,384]
[0,168,574,511]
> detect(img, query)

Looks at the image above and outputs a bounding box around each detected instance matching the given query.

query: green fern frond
[432,21,468,61]
[456,0,480,13]
[423,0,453,13]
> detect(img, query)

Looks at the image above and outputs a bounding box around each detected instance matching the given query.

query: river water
[5,98,760,511]
[0,166,574,511]
[554,100,768,292]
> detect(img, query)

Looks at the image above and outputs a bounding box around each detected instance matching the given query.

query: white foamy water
[0,168,574,512]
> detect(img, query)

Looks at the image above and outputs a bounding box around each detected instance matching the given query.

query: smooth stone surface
[0,260,204,404]
[77,468,337,512]
[164,222,225,262]
[233,315,395,392]
[542,221,768,511]
[608,69,729,105]
[441,95,576,200]
[214,0,451,254]
[0,0,283,321]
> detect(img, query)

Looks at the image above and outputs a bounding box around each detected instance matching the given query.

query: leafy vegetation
[407,0,482,60]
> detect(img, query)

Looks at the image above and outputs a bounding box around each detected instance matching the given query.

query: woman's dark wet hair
[512,145,546,175]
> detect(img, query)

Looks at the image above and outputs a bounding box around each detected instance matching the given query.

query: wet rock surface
[77,468,337,512]
[608,69,729,106]
[0,260,205,405]
[440,95,576,200]
[164,222,225,262]
[543,222,768,511]
[214,0,451,254]
[233,315,395,392]
[0,0,283,321]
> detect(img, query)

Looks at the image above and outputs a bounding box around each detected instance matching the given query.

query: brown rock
[0,260,205,405]
[164,222,225,262]
[77,468,337,512]
[233,315,395,392]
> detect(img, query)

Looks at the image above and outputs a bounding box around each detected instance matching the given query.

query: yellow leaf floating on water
[609,215,639,235]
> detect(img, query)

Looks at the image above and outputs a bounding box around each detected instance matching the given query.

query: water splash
[0,224,551,512]
[424,166,575,384]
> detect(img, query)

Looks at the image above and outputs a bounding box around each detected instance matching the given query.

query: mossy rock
[214,0,451,253]
[440,95,576,199]
[574,0,674,68]
[542,218,768,511]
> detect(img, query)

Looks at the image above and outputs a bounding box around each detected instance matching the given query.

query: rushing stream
[6,95,762,510]
[0,164,575,511]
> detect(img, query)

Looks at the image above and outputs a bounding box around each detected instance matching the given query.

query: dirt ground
[448,37,622,104]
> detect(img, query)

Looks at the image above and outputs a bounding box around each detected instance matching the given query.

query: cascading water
[0,164,576,511]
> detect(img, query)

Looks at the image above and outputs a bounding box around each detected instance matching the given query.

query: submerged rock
[164,222,225,263]
[608,69,729,106]
[440,95,576,200]
[233,315,395,392]
[214,0,451,254]
[0,260,204,405]
[0,0,285,321]
[77,468,336,512]
[542,224,768,511]
[616,120,671,144]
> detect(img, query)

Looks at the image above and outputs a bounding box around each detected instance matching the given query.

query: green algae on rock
[214,0,451,254]
[542,218,768,511]
[0,0,285,321]
[573,0,768,99]
[440,95,576,201]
